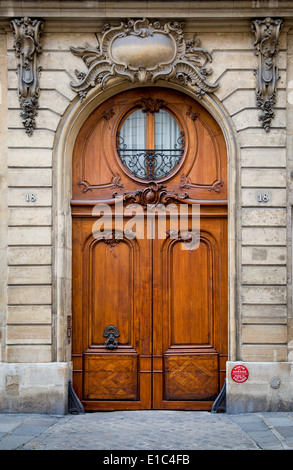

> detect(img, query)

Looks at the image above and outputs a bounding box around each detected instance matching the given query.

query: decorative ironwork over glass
[117,109,185,180]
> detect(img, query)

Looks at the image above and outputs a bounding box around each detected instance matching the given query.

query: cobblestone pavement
[0,410,293,451]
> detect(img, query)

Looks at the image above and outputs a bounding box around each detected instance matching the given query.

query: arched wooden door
[71,87,228,411]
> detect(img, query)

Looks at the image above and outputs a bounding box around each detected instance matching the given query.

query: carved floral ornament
[70,18,219,101]
[10,17,44,136]
[117,181,189,208]
[251,17,283,132]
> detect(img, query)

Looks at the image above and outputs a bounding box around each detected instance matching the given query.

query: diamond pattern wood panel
[164,354,218,400]
[83,355,138,400]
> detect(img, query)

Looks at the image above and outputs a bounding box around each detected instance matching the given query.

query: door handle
[103,325,120,349]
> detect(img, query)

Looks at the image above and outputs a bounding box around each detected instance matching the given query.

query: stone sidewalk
[0,410,293,451]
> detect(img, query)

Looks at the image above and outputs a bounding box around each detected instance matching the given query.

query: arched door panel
[72,88,227,204]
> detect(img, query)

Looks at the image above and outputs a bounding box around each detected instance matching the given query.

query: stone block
[238,129,287,148]
[241,169,286,188]
[7,90,19,109]
[39,70,77,101]
[242,208,287,226]
[8,208,52,226]
[9,207,51,226]
[6,375,19,396]
[39,89,71,115]
[214,70,255,101]
[241,246,286,265]
[8,109,61,132]
[242,286,287,304]
[8,266,52,285]
[242,227,287,246]
[7,306,51,324]
[7,247,52,265]
[7,148,52,168]
[7,70,17,89]
[212,51,270,81]
[227,362,293,413]
[6,325,52,344]
[0,362,71,414]
[40,32,97,51]
[8,169,52,187]
[7,286,52,305]
[7,129,55,149]
[199,31,286,51]
[233,108,286,131]
[242,325,287,344]
[241,346,288,362]
[7,227,52,246]
[6,50,17,70]
[241,305,287,324]
[241,148,286,168]
[242,266,287,285]
[8,188,52,207]
[6,346,52,363]
[241,189,286,207]
[222,89,256,116]
[39,51,82,77]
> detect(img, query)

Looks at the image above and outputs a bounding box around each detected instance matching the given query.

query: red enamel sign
[231,365,249,383]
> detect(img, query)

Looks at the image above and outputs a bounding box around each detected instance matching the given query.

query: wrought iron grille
[116,131,185,180]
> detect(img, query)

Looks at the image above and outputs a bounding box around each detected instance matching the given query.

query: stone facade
[0,0,293,413]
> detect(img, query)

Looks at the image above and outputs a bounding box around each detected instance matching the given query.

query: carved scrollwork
[179,173,223,193]
[166,229,200,252]
[133,97,166,113]
[186,106,199,121]
[117,181,189,209]
[70,18,218,101]
[251,17,283,132]
[94,230,124,253]
[78,175,124,192]
[10,17,44,136]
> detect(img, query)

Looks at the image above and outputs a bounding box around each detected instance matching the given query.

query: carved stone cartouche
[70,18,218,101]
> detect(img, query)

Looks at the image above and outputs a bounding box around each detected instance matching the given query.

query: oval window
[116,108,185,180]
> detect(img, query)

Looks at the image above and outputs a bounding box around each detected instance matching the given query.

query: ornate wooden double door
[71,88,228,411]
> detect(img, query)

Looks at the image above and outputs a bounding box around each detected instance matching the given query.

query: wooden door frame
[52,80,240,385]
